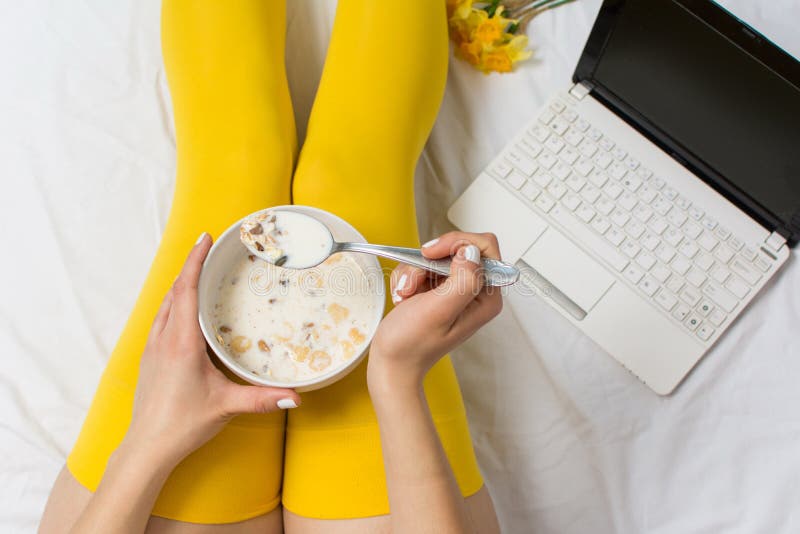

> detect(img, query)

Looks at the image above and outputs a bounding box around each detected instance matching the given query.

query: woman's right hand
[367,232,503,393]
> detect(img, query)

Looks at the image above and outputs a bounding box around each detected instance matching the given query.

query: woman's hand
[367,232,503,393]
[125,233,301,468]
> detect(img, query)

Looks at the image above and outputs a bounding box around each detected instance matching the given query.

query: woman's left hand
[124,233,301,467]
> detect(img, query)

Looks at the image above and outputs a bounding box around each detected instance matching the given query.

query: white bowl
[198,205,385,392]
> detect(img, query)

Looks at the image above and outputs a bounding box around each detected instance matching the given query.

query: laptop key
[697,231,718,252]
[708,309,726,327]
[711,267,730,284]
[680,287,701,307]
[605,227,626,247]
[638,276,659,296]
[520,182,541,201]
[507,149,537,176]
[684,313,702,331]
[539,109,556,125]
[725,276,750,299]
[696,322,714,341]
[598,136,614,151]
[534,193,556,213]
[564,129,584,146]
[552,162,571,180]
[562,109,578,123]
[547,181,567,199]
[594,151,613,169]
[730,258,761,285]
[651,264,671,283]
[544,135,565,154]
[575,118,591,132]
[753,255,771,273]
[530,124,550,143]
[491,160,513,178]
[562,193,582,211]
[623,264,644,284]
[520,136,544,157]
[505,172,527,190]
[649,217,669,235]
[673,303,691,322]
[560,146,580,164]
[702,282,738,313]
[697,300,714,316]
[550,117,570,135]
[537,151,558,170]
[591,216,611,235]
[655,289,677,311]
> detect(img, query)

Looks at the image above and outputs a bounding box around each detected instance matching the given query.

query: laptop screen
[587,0,800,234]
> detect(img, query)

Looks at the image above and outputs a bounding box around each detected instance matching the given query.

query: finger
[221,383,302,416]
[449,287,503,340]
[425,243,485,324]
[390,264,429,304]
[421,231,501,261]
[170,232,213,326]
[148,288,174,342]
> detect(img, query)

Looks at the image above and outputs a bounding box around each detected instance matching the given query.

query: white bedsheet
[1,1,799,532]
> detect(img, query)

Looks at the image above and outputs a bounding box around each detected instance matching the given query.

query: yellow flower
[447,0,473,20]
[482,50,513,73]
[479,35,532,74]
[448,7,484,45]
[457,39,484,66]
[449,17,472,45]
[474,7,513,44]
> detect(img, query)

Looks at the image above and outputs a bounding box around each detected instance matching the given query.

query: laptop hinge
[765,230,787,253]
[569,81,593,100]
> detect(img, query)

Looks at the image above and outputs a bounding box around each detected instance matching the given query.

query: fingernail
[464,245,481,265]
[392,292,403,305]
[195,232,208,246]
[422,238,439,248]
[396,273,408,292]
[277,398,298,409]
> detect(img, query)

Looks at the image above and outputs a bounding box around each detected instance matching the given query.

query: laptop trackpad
[520,227,615,314]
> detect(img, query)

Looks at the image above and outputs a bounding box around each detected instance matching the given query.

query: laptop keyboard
[489,97,776,344]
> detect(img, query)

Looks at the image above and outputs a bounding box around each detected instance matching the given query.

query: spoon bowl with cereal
[240,209,519,287]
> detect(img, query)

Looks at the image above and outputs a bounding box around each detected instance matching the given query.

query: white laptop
[448,0,800,394]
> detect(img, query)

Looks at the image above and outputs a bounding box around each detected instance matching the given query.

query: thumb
[222,384,301,416]
[435,244,484,323]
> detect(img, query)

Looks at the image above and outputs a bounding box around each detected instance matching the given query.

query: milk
[211,252,379,383]
[240,210,333,269]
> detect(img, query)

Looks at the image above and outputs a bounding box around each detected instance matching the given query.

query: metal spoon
[240,210,520,287]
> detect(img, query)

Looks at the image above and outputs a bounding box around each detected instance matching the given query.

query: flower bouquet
[448,0,576,74]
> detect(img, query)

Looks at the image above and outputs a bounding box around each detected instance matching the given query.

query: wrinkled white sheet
[1,1,798,532]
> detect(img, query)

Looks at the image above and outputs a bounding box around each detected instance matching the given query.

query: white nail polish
[195,232,208,245]
[422,238,439,248]
[464,245,481,265]
[277,398,298,409]
[396,273,408,292]
[392,292,403,305]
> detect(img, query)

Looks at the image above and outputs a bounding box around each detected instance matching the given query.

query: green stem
[513,0,576,31]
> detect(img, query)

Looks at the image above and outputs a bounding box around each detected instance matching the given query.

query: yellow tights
[67,0,483,523]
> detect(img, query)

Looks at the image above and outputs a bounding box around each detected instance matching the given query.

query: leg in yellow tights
[285,0,484,521]
[49,0,492,528]
[66,0,295,524]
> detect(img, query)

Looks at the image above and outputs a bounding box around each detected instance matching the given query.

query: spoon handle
[336,242,519,287]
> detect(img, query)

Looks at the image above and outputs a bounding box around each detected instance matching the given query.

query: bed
[2,0,799,532]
